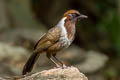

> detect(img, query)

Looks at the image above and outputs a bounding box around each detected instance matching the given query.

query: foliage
[96,9,120,56]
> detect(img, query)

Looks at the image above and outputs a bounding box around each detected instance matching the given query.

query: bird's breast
[59,34,72,49]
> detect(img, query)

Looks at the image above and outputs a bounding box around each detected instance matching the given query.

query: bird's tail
[22,52,40,75]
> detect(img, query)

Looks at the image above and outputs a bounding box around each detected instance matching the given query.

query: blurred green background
[0,0,120,80]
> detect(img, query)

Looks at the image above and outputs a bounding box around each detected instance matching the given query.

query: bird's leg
[46,53,61,68]
[52,54,67,68]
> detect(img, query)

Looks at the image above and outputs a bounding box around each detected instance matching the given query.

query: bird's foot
[54,64,61,68]
[54,63,68,69]
[54,64,67,69]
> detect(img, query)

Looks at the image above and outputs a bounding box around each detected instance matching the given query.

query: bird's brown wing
[33,33,46,50]
[33,27,61,52]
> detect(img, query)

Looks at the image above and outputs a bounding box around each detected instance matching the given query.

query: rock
[0,77,6,80]
[60,45,86,64]
[0,42,30,76]
[76,50,108,73]
[19,66,88,80]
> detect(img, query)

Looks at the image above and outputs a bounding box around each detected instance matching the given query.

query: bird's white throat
[57,17,67,37]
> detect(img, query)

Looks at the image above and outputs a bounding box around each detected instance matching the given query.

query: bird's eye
[69,14,73,18]
[69,13,80,19]
[72,13,79,17]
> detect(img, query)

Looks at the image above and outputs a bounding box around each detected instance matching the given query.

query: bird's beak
[77,14,88,19]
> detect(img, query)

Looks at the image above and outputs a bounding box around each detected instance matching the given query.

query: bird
[22,9,87,75]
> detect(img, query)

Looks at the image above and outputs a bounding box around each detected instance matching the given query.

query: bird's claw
[55,64,67,69]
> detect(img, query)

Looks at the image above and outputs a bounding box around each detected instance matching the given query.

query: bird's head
[63,10,87,21]
[57,10,88,40]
